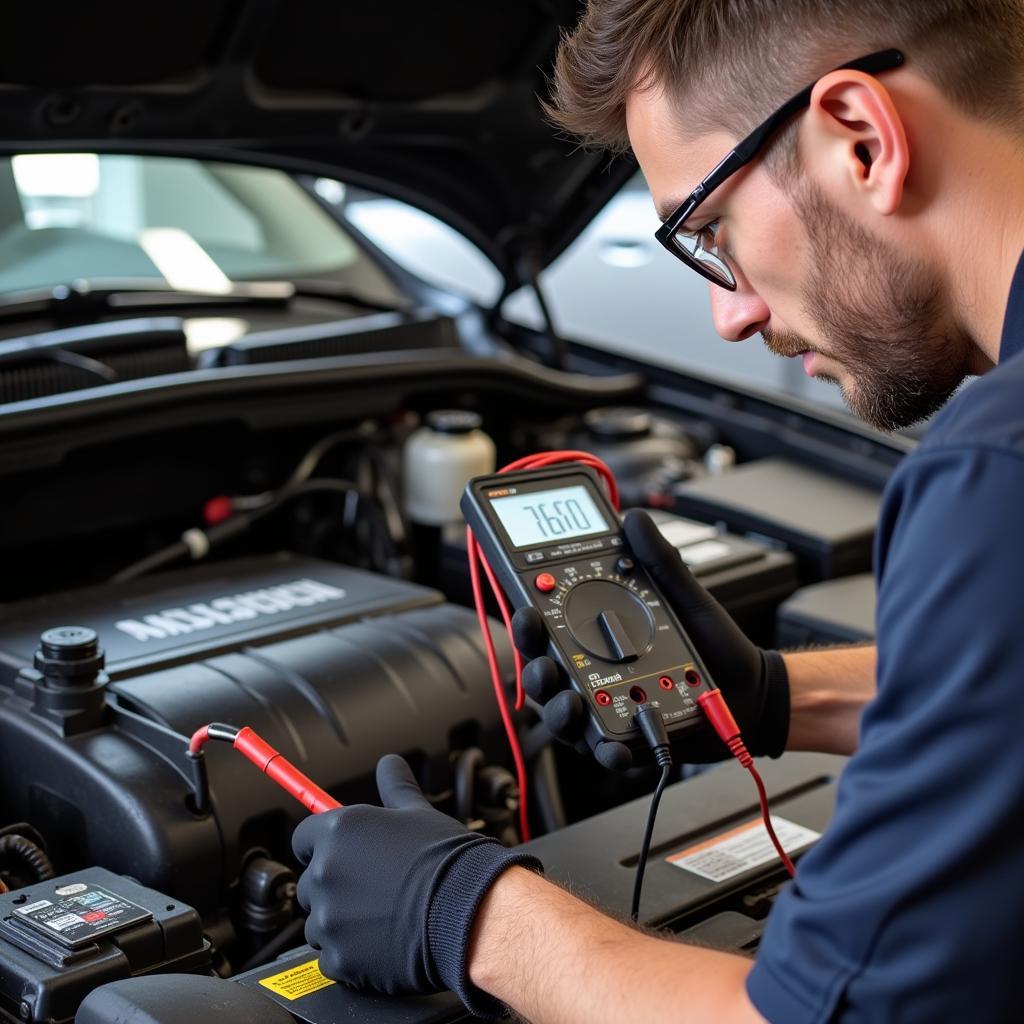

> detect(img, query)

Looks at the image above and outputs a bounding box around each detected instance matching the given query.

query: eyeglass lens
[669,226,736,288]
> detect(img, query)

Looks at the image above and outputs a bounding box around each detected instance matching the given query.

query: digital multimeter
[461,463,716,757]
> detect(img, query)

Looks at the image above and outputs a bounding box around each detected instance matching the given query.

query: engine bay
[0,359,893,1021]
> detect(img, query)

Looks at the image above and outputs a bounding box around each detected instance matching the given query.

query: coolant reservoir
[403,410,496,526]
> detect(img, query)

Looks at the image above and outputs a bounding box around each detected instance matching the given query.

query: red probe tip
[187,723,340,814]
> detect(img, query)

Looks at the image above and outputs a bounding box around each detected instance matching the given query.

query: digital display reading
[490,485,610,548]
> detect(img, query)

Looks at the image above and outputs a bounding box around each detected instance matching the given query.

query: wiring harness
[113,422,410,583]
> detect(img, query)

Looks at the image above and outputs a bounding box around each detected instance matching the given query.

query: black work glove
[513,509,790,770]
[292,754,541,1018]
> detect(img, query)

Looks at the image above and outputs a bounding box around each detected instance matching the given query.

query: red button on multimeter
[534,572,557,592]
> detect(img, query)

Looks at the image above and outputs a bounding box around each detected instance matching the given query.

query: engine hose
[453,747,485,824]
[0,834,56,885]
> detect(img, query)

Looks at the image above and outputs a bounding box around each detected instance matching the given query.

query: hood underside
[0,0,635,287]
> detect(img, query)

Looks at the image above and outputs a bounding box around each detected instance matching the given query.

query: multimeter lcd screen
[489,485,610,548]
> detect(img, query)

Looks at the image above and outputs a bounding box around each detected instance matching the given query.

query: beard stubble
[761,180,975,432]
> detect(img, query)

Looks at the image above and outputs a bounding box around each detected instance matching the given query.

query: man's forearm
[784,644,876,755]
[464,647,875,1021]
[468,867,764,1024]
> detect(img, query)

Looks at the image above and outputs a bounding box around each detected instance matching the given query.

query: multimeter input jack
[628,686,647,703]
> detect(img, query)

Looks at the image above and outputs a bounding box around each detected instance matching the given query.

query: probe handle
[233,726,342,814]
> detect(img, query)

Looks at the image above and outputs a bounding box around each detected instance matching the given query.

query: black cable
[110,418,414,583]
[631,763,671,923]
[110,416,414,583]
[284,426,370,491]
[111,478,364,583]
[111,539,191,583]
[630,703,675,922]
[229,425,373,512]
[364,445,411,576]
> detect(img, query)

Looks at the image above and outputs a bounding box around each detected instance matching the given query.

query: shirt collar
[998,247,1024,363]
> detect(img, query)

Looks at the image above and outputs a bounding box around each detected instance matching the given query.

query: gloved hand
[513,508,790,770]
[292,754,541,1017]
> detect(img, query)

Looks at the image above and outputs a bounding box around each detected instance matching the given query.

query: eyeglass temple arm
[702,49,905,187]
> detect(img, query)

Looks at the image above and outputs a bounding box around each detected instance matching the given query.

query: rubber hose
[0,834,55,884]
[453,748,485,824]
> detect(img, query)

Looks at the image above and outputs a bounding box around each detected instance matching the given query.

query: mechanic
[292,1,1024,1020]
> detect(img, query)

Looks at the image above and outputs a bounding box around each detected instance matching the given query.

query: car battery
[0,867,210,1024]
[643,510,797,645]
[776,574,876,646]
[525,751,843,930]
[670,457,880,582]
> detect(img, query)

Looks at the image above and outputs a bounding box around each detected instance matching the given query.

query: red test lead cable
[189,723,341,815]
[466,450,621,842]
[697,690,796,877]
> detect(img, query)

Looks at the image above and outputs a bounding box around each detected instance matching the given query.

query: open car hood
[0,0,634,289]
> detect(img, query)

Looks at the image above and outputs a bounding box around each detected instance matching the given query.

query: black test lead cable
[631,703,675,922]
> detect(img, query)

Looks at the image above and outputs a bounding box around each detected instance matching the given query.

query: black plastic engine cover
[0,552,445,682]
[0,556,510,916]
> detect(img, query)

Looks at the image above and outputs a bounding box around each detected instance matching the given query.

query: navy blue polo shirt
[746,254,1024,1023]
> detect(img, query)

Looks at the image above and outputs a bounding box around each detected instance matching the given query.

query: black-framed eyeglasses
[654,48,905,290]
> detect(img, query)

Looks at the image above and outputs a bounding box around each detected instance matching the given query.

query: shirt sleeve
[746,445,1024,1024]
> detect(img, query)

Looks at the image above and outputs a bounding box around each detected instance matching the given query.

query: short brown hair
[546,0,1024,153]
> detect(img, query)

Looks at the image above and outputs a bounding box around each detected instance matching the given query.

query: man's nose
[709,281,770,341]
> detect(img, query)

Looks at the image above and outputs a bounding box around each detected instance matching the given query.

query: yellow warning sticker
[259,959,336,1001]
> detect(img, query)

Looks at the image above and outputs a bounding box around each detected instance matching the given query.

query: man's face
[626,86,975,431]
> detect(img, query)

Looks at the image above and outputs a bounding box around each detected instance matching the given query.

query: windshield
[0,154,372,295]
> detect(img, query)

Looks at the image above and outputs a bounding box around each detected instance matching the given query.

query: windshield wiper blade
[0,278,297,324]
[0,278,400,325]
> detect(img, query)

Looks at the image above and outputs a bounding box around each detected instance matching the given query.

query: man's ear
[803,69,909,215]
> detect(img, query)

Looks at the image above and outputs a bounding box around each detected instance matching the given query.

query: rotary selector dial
[560,577,656,663]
